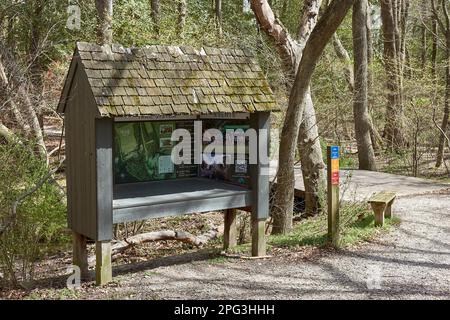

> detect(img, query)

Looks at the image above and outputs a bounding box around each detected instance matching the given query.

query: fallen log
[220,251,273,260]
[88,225,223,266]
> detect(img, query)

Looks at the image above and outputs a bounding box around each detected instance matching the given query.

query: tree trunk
[251,0,326,228]
[431,15,438,78]
[29,0,43,91]
[177,0,187,35]
[420,5,427,70]
[272,0,354,234]
[297,0,322,47]
[297,92,326,216]
[380,0,406,149]
[352,0,377,170]
[296,0,326,219]
[95,0,113,45]
[332,33,354,92]
[436,36,450,167]
[151,0,160,36]
[215,0,223,37]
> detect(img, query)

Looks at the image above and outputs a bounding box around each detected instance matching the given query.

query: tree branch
[250,0,301,74]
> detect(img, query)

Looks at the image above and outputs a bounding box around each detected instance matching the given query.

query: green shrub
[0,142,67,288]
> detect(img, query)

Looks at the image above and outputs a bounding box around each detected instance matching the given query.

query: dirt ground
[7,192,448,300]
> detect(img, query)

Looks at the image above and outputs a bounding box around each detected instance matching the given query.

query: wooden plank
[113,178,250,208]
[368,191,396,204]
[65,68,98,239]
[96,118,113,241]
[113,192,252,224]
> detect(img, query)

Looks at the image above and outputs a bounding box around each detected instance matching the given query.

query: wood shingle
[58,42,279,116]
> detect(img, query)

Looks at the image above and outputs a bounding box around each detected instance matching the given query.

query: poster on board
[114,121,176,183]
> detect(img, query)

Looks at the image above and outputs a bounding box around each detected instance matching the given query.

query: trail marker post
[327,146,340,247]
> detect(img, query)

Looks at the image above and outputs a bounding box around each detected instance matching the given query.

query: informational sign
[114,120,251,186]
[327,145,340,248]
[330,146,340,185]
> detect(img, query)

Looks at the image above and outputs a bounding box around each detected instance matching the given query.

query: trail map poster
[114,121,176,183]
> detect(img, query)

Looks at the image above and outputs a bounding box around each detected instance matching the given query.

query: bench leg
[252,218,266,257]
[371,203,386,227]
[224,209,237,250]
[73,232,89,280]
[385,201,394,219]
[96,240,112,286]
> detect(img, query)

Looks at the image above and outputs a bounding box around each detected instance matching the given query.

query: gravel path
[110,193,450,300]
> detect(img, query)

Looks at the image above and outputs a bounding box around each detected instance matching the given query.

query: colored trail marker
[327,146,340,247]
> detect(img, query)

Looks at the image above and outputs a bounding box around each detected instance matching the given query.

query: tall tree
[95,0,113,45]
[150,0,160,37]
[352,0,377,170]
[251,0,326,227]
[252,0,354,234]
[431,0,450,168]
[380,0,409,149]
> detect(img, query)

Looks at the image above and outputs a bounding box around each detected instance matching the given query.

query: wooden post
[252,219,266,256]
[249,111,270,257]
[371,203,386,227]
[385,202,393,219]
[72,231,89,280]
[327,146,340,247]
[95,240,112,285]
[224,209,237,250]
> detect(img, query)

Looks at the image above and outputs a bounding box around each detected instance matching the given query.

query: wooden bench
[368,191,396,227]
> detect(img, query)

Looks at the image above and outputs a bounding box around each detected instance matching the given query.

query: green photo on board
[114,121,176,183]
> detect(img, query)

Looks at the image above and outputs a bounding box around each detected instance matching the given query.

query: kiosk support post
[73,232,89,280]
[250,112,270,257]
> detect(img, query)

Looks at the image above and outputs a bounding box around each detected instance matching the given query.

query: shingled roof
[58,42,278,116]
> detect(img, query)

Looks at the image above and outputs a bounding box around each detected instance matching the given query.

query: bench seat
[368,191,396,227]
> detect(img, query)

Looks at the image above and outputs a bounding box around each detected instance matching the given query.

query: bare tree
[352,0,377,170]
[431,0,450,167]
[251,0,326,227]
[252,0,354,234]
[0,42,47,161]
[95,0,113,45]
